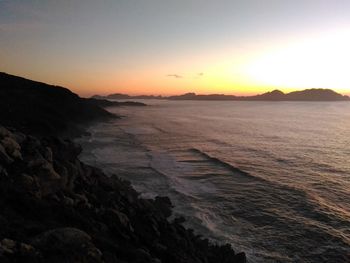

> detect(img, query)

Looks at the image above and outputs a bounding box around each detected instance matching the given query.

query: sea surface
[78,100,350,263]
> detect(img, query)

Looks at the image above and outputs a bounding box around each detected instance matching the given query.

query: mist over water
[78,100,350,262]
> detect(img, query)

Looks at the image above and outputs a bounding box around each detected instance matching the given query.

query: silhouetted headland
[0,72,246,263]
[0,72,116,136]
[0,72,148,137]
[95,89,349,101]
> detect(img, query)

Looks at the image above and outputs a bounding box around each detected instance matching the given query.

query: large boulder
[1,136,22,160]
[0,127,21,164]
[0,144,13,164]
[0,238,38,262]
[31,228,102,263]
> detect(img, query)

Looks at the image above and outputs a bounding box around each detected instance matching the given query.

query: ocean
[78,100,350,262]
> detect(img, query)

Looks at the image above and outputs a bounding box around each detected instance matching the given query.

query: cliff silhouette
[0,72,114,136]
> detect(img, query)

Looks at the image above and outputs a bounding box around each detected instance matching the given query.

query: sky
[1,0,350,97]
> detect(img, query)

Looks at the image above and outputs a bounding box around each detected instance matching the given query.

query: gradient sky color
[1,0,350,97]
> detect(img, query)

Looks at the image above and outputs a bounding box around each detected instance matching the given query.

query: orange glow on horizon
[67,29,350,97]
[4,28,350,98]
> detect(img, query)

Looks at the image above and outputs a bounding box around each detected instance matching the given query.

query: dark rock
[0,144,13,164]
[0,165,8,178]
[174,216,186,224]
[17,174,38,194]
[31,227,102,262]
[154,196,173,218]
[0,127,11,138]
[0,239,39,263]
[234,252,247,263]
[42,147,53,163]
[31,227,91,248]
[1,137,22,159]
[33,161,61,196]
[1,238,16,254]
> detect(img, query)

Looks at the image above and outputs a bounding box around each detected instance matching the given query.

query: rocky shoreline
[0,73,246,262]
[0,126,246,262]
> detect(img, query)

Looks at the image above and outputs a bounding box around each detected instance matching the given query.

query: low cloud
[166,73,204,79]
[194,72,204,79]
[167,74,183,79]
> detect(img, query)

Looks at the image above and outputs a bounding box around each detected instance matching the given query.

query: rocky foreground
[0,126,246,263]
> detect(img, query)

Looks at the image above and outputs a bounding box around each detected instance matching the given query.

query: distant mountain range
[93,89,350,101]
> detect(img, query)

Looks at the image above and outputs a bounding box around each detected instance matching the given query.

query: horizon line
[94,88,350,98]
[2,71,350,98]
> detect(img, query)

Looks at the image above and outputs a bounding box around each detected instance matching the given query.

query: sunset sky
[1,0,350,97]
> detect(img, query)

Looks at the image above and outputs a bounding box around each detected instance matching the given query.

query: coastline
[0,73,246,262]
[0,124,246,263]
[76,119,230,244]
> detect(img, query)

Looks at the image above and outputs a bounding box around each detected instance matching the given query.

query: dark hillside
[0,72,114,136]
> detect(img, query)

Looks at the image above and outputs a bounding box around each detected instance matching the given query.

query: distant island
[93,94,164,100]
[94,89,350,101]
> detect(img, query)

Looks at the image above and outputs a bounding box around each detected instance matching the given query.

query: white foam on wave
[149,150,218,197]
